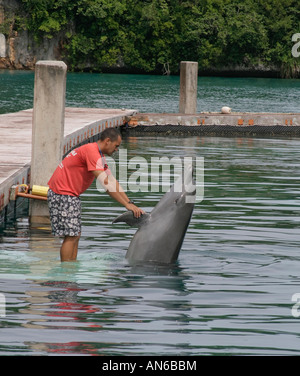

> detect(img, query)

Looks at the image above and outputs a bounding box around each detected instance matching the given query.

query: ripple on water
[1,133,300,355]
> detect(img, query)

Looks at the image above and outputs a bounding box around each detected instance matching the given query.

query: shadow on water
[128,260,184,277]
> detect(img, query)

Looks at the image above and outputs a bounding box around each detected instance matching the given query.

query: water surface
[1,136,300,355]
[1,71,300,355]
[1,70,299,114]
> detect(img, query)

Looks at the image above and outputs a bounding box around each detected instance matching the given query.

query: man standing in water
[47,128,144,262]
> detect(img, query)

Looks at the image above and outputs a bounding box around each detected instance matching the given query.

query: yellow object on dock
[31,185,49,197]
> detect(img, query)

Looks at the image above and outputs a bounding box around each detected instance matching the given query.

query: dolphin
[112,164,195,264]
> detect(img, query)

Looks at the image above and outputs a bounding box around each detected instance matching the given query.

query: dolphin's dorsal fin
[112,212,149,227]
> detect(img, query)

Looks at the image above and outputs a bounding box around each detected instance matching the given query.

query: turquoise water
[1,71,300,355]
[1,70,299,114]
[1,136,300,355]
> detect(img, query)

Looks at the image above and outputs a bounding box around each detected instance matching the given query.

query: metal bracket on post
[10,184,48,201]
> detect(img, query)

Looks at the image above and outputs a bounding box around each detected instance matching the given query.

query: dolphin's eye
[175,197,182,205]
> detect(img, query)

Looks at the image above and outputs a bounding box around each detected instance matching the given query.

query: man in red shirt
[47,127,144,261]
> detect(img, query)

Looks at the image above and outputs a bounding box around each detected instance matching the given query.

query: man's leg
[60,234,81,261]
[47,189,82,261]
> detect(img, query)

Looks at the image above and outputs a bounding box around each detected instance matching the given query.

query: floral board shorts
[47,189,81,236]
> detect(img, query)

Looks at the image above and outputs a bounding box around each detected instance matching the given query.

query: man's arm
[92,170,144,218]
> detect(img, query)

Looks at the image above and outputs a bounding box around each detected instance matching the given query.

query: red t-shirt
[48,143,111,196]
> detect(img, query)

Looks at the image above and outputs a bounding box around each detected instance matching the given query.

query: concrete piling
[30,60,67,223]
[179,61,198,114]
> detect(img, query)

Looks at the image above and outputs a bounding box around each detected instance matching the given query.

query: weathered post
[30,61,67,223]
[179,61,198,114]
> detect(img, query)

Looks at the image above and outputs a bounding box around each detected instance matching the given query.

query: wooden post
[30,61,67,223]
[179,61,198,114]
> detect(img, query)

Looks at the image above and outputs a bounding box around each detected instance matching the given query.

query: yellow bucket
[31,185,49,197]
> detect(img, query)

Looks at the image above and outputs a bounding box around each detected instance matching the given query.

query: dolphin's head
[155,162,196,213]
[176,162,196,205]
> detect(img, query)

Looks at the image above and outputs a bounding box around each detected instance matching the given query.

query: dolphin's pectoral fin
[112,212,149,227]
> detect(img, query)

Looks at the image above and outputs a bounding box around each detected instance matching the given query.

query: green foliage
[17,0,300,77]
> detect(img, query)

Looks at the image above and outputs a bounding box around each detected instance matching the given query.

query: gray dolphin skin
[113,164,196,264]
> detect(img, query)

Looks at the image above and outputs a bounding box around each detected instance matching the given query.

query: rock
[221,106,231,114]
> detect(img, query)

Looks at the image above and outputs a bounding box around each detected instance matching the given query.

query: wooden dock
[0,107,136,220]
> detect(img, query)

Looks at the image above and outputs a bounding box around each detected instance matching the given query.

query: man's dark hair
[99,127,121,142]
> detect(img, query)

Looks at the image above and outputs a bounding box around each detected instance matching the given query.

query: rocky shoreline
[0,49,293,79]
[0,26,298,78]
[0,30,297,78]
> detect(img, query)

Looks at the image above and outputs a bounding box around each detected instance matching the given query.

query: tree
[17,0,300,77]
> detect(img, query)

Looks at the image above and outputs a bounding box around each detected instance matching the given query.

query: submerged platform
[126,112,300,137]
[0,107,136,221]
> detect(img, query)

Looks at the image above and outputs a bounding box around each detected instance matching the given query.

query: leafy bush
[18,0,300,77]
